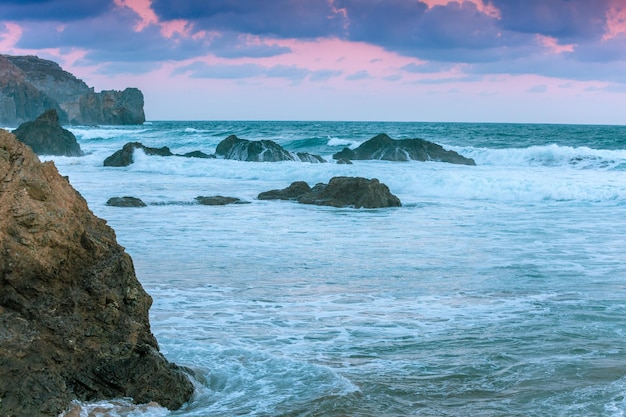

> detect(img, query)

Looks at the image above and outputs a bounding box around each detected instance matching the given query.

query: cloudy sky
[2,0,626,124]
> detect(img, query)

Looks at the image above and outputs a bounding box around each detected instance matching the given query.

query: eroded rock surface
[333,133,476,165]
[215,135,326,163]
[258,176,402,208]
[0,129,193,417]
[12,109,83,156]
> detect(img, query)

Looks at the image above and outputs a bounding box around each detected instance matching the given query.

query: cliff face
[0,55,145,126]
[0,129,193,416]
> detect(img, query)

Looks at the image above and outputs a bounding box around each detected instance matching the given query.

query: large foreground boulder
[215,135,326,163]
[333,133,475,165]
[12,109,83,156]
[0,129,193,417]
[258,176,402,208]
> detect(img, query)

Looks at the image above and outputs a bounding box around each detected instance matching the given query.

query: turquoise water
[49,121,626,416]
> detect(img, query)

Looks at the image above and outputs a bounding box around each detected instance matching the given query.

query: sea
[32,120,626,416]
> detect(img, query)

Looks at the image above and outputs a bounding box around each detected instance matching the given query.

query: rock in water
[332,133,476,165]
[106,196,147,207]
[258,176,402,208]
[0,129,193,417]
[215,135,326,163]
[103,142,174,167]
[11,109,83,156]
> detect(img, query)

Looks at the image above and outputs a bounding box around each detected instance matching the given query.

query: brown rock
[0,129,193,417]
[258,176,402,208]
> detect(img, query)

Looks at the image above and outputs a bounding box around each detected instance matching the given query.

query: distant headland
[0,54,145,127]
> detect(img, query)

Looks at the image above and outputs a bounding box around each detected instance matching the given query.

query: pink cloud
[421,0,501,19]
[0,22,22,51]
[604,1,626,40]
[536,34,576,54]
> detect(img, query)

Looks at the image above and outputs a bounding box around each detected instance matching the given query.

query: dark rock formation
[106,196,147,207]
[104,142,214,166]
[77,88,145,125]
[103,142,174,167]
[11,109,83,156]
[257,181,312,201]
[181,150,214,159]
[215,135,326,163]
[195,196,249,205]
[258,176,402,208]
[0,55,145,126]
[0,129,193,417]
[332,133,476,165]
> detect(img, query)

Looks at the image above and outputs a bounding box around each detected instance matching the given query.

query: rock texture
[103,142,214,167]
[103,142,174,167]
[332,133,476,165]
[0,55,145,126]
[215,135,326,163]
[12,109,83,156]
[106,196,147,207]
[0,129,193,417]
[258,176,402,208]
[195,196,249,205]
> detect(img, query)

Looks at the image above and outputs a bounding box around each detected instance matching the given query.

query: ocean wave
[456,144,626,170]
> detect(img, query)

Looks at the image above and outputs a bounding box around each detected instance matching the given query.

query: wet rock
[333,133,475,165]
[11,109,83,156]
[180,150,214,159]
[0,129,193,417]
[215,135,326,163]
[195,195,249,205]
[103,142,174,167]
[106,196,147,207]
[258,176,401,208]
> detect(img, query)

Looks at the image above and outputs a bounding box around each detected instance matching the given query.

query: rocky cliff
[0,129,193,416]
[0,55,145,126]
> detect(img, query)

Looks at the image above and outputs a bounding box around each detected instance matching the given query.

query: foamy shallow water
[52,121,626,416]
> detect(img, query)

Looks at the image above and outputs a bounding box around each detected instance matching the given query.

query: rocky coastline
[0,129,193,417]
[0,55,145,127]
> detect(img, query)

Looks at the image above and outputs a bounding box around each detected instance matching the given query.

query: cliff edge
[0,55,145,126]
[0,129,193,416]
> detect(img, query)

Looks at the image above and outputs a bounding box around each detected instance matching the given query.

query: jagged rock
[0,129,194,417]
[106,196,147,207]
[258,176,402,208]
[103,142,174,167]
[195,196,249,205]
[215,135,326,163]
[336,158,353,165]
[332,133,476,165]
[0,55,61,126]
[11,109,83,156]
[77,88,145,125]
[258,181,312,201]
[0,55,145,126]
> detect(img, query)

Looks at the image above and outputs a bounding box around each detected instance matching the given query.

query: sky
[1,0,626,124]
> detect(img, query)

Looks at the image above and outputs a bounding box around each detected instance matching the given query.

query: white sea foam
[46,121,626,417]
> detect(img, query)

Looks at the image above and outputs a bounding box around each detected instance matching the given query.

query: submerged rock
[103,142,174,167]
[104,142,214,166]
[0,129,193,417]
[11,109,83,156]
[332,133,475,165]
[258,176,402,208]
[215,135,326,163]
[195,195,249,205]
[106,196,147,207]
